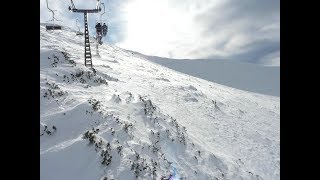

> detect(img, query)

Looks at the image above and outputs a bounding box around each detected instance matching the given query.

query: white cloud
[115,0,219,58]
[116,0,279,65]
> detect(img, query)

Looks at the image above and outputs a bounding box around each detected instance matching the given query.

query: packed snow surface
[40,25,279,180]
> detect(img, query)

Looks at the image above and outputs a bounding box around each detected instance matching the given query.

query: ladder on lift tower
[84,13,92,67]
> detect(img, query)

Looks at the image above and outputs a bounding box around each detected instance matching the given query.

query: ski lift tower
[68,0,101,68]
[46,0,62,30]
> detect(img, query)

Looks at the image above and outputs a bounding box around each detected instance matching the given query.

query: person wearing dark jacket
[102,23,108,36]
[95,23,102,36]
[95,23,103,44]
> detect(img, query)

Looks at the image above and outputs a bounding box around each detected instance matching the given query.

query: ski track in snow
[40,25,279,180]
[40,135,83,155]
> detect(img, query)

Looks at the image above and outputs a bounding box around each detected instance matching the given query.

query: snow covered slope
[40,25,280,180]
[136,55,280,97]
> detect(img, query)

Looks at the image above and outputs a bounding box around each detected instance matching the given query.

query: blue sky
[40,0,279,65]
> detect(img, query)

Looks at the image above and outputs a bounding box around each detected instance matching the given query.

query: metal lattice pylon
[84,13,92,67]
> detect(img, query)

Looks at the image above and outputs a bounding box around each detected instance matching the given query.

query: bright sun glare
[117,0,195,58]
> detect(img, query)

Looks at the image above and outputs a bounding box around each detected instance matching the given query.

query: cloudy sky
[40,0,280,65]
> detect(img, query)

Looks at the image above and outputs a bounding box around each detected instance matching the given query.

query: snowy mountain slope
[40,25,279,180]
[133,54,279,97]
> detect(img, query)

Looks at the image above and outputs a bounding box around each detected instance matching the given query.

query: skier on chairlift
[95,22,102,44]
[102,23,108,37]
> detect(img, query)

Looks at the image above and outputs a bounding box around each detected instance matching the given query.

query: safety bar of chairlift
[69,7,101,13]
[46,26,62,30]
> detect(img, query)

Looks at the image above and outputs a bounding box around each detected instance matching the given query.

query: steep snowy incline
[135,54,280,97]
[40,25,279,180]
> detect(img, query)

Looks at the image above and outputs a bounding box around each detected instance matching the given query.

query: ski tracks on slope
[40,135,83,155]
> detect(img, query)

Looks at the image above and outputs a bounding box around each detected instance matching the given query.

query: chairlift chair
[46,25,62,30]
[45,0,62,30]
[95,23,103,45]
[99,3,108,37]
[75,19,84,35]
